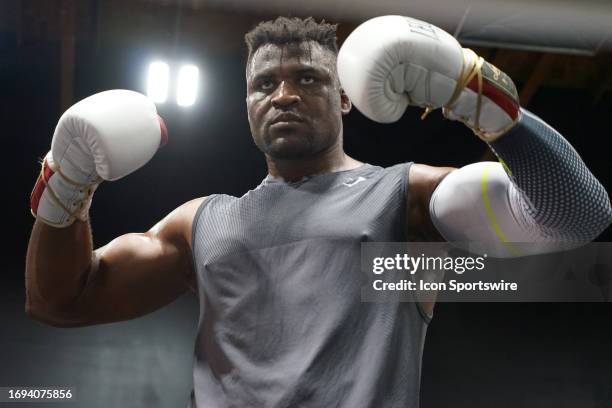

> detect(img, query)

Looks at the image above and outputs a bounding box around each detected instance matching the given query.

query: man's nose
[271,81,301,109]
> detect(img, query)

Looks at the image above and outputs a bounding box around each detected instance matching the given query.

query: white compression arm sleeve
[429,161,582,258]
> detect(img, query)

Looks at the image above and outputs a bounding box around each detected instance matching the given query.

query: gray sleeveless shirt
[189,162,429,408]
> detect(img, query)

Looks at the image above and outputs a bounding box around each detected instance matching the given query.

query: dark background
[2,0,612,407]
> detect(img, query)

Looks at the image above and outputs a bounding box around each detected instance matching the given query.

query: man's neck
[266,144,362,182]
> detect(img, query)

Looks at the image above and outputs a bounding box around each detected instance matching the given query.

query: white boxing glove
[30,89,168,227]
[337,15,521,141]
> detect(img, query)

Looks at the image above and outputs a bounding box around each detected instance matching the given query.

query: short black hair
[244,16,338,62]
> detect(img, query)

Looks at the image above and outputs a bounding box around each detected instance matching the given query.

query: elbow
[25,304,91,328]
[603,194,612,225]
[25,303,68,328]
[25,266,88,314]
[589,182,612,239]
[24,300,66,328]
[539,189,612,243]
[24,289,90,329]
[597,203,612,239]
[586,193,612,240]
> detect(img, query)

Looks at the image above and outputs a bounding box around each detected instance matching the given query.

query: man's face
[246,41,351,159]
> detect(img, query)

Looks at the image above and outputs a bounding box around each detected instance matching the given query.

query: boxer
[26,16,612,408]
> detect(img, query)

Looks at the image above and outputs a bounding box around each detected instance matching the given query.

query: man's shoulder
[172,197,207,219]
[405,163,456,242]
[408,163,456,194]
[155,197,208,248]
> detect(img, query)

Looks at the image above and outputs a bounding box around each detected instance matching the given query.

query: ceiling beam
[519,53,556,107]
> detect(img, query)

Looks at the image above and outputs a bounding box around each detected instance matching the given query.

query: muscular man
[26,16,612,408]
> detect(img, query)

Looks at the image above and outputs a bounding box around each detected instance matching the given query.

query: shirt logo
[343,176,367,187]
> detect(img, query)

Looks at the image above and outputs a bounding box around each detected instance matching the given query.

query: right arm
[26,198,204,327]
[24,89,199,327]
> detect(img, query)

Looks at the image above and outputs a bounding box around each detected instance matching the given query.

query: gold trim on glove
[436,48,520,142]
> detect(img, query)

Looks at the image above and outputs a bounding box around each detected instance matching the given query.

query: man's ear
[340,88,352,115]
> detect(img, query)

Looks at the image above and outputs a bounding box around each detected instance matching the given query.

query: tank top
[189,162,429,408]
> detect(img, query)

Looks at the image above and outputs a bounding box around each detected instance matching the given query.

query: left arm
[430,110,612,257]
[339,15,612,257]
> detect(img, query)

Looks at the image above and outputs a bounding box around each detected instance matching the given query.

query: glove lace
[33,159,100,225]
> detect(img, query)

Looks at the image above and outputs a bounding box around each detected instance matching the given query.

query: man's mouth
[270,113,303,125]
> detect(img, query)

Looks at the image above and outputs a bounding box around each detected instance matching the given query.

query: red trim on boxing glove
[466,76,520,121]
[30,159,54,216]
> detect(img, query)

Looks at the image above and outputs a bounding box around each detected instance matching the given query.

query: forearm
[489,109,612,240]
[26,219,94,311]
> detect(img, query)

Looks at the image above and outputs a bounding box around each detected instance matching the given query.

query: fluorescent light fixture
[147,61,169,103]
[177,64,199,107]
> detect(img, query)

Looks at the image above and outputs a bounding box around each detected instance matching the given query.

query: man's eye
[260,81,275,90]
[300,76,315,85]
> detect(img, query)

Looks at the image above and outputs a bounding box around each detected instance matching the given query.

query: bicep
[81,231,191,324]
